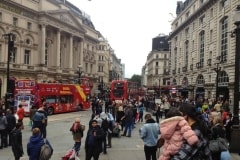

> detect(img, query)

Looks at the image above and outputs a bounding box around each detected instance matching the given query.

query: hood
[160,116,184,139]
[29,135,43,144]
[100,112,108,119]
[146,118,156,123]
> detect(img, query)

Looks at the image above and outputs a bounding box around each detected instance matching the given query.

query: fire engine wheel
[47,107,54,115]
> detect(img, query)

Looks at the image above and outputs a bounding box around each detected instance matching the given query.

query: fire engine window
[60,95,73,104]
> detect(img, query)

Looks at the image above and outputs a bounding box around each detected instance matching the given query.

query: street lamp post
[158,78,161,97]
[3,33,15,109]
[229,5,240,153]
[214,59,221,101]
[233,5,240,126]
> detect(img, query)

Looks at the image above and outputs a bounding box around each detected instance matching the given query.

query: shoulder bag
[209,137,228,153]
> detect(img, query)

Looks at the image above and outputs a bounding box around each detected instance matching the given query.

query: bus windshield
[113,82,124,89]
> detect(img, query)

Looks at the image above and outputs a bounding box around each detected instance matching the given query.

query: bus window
[60,95,73,104]
[45,95,57,103]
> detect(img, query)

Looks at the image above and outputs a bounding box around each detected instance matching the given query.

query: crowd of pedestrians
[142,96,235,160]
[87,95,235,160]
[1,94,237,160]
[0,99,53,160]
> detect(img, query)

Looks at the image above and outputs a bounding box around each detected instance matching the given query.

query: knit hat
[91,119,98,123]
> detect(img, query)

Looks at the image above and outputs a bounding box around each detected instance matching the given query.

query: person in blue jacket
[27,127,53,160]
[139,114,160,160]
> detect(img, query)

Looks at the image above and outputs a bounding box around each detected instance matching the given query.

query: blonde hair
[75,118,80,123]
[32,128,41,135]
[212,116,223,126]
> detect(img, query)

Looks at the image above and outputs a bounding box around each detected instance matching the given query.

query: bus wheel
[77,105,82,111]
[47,107,54,115]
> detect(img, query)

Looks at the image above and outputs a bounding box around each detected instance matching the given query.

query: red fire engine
[14,79,92,115]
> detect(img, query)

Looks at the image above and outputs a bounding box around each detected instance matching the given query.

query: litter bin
[229,125,240,154]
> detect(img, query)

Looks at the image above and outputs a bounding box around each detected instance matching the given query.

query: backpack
[40,139,52,160]
[101,119,109,132]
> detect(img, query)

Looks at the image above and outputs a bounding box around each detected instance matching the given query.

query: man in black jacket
[11,122,24,160]
[85,120,105,160]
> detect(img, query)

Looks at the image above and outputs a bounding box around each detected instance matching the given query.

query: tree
[130,74,141,85]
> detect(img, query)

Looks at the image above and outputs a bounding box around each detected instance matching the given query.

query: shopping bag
[62,149,74,160]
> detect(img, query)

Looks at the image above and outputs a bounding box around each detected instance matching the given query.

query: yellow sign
[62,87,70,90]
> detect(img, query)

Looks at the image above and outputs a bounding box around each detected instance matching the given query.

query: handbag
[209,137,228,153]
[157,137,164,148]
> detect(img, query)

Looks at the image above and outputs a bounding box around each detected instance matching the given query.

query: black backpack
[101,119,109,132]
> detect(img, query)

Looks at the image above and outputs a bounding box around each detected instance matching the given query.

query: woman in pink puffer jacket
[159,108,199,160]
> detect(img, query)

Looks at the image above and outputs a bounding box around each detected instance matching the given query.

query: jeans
[144,145,157,160]
[0,129,7,147]
[123,121,132,136]
[74,142,81,152]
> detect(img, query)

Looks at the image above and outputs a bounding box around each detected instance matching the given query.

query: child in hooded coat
[159,107,199,160]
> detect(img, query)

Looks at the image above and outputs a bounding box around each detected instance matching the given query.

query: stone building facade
[144,35,170,97]
[0,0,123,97]
[167,0,238,103]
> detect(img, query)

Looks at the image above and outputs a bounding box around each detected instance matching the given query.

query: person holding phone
[85,119,105,160]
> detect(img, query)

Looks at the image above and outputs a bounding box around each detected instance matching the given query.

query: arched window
[196,74,205,85]
[218,71,229,87]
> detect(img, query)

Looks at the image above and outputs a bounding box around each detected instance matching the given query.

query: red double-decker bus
[14,78,92,115]
[110,80,143,103]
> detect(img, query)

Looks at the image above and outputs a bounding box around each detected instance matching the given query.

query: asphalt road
[0,109,239,160]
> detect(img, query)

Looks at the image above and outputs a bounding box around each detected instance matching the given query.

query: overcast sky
[67,0,178,78]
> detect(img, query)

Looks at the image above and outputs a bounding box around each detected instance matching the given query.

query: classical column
[69,35,73,68]
[41,24,46,65]
[56,29,61,67]
[79,40,84,66]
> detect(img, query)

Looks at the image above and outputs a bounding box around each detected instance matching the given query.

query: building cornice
[169,0,218,39]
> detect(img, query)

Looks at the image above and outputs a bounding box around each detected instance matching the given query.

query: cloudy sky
[67,0,178,78]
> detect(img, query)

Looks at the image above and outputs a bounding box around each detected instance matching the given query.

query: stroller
[112,122,121,137]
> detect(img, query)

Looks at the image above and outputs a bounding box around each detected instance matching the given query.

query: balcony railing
[182,66,187,72]
[190,64,193,70]
[196,62,203,69]
[172,69,176,74]
[207,59,212,66]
